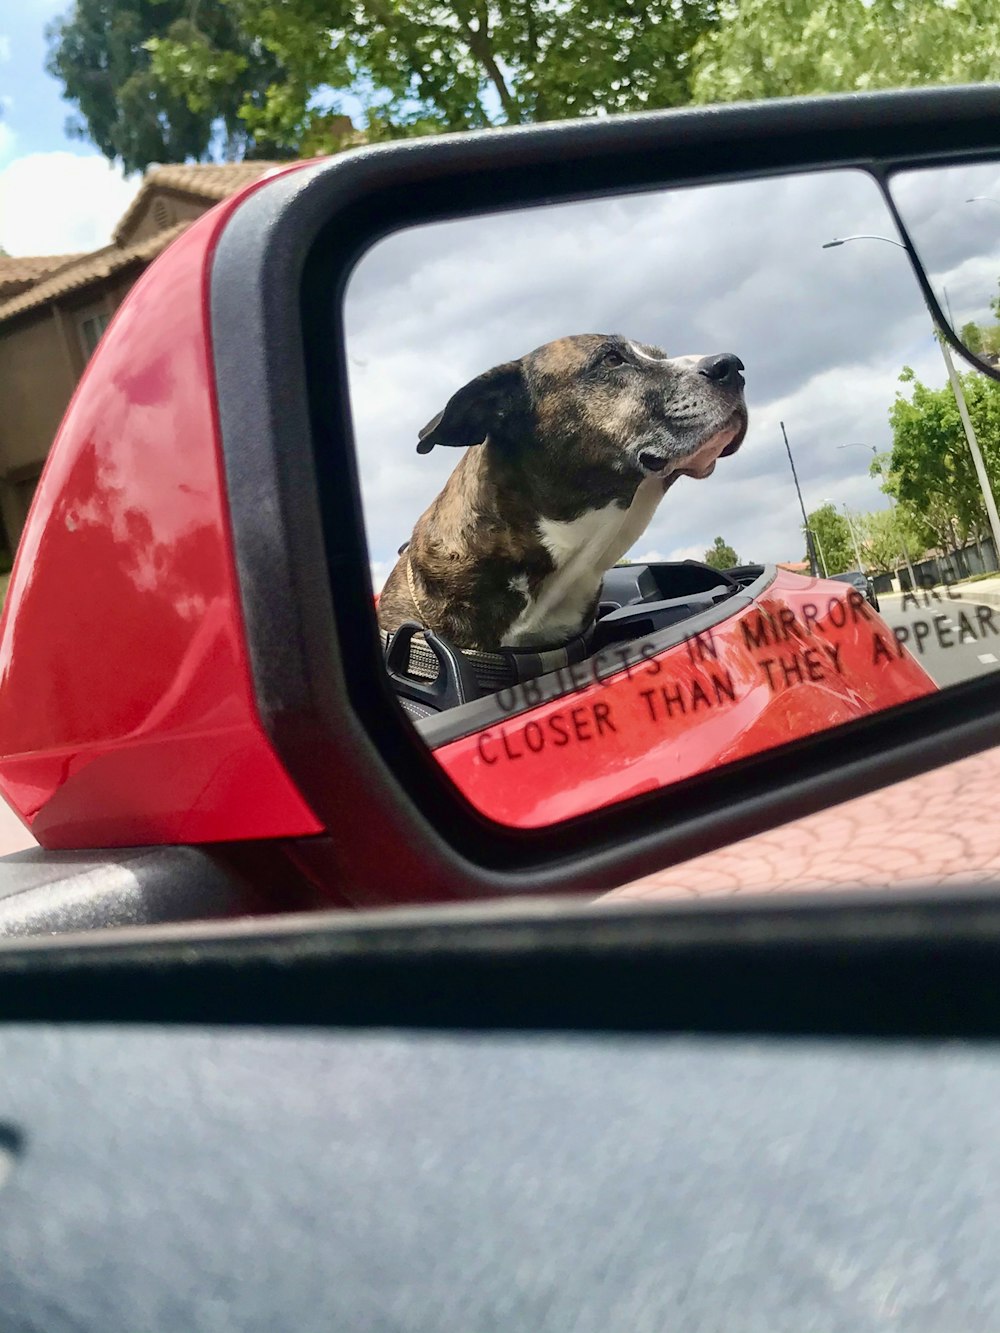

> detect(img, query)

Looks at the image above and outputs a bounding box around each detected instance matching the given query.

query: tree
[958,301,1000,361]
[703,536,739,570]
[804,504,853,575]
[883,364,1000,555]
[145,0,720,151]
[690,0,1000,105]
[855,507,923,575]
[46,0,294,173]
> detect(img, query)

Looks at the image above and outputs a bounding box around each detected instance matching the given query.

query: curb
[954,588,1000,610]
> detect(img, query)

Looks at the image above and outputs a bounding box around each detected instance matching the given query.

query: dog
[377,334,747,652]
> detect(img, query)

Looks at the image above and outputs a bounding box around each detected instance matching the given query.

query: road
[877,591,1000,688]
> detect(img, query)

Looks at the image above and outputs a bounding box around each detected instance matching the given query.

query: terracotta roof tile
[0,253,87,299]
[0,224,188,326]
[112,160,281,243]
[0,160,291,327]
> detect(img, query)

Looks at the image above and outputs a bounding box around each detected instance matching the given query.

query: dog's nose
[697,353,744,387]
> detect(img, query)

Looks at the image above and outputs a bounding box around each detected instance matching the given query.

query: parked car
[827,568,880,612]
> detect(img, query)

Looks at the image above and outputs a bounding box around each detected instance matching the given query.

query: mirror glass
[889,162,1000,376]
[344,166,1000,829]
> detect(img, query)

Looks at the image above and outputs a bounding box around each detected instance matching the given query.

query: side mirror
[2,86,1000,912]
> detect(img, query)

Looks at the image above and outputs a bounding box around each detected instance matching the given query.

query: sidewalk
[950,576,1000,609]
[605,742,1000,903]
[881,576,1000,610]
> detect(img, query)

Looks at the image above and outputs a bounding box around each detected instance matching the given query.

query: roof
[112,161,281,244]
[0,224,188,326]
[0,159,285,329]
[0,254,86,301]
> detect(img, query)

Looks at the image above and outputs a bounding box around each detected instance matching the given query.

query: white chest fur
[501,476,665,648]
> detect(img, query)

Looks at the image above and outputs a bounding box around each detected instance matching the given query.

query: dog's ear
[417,361,527,453]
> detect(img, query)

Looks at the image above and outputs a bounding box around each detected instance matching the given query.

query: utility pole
[781,421,818,577]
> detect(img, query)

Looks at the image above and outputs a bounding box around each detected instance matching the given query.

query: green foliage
[690,0,1000,105]
[883,364,1000,553]
[957,297,1000,361]
[703,535,739,570]
[142,0,719,150]
[46,0,294,173]
[855,507,923,575]
[47,0,1000,165]
[804,504,853,575]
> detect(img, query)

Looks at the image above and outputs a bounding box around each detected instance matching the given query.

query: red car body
[427,568,936,827]
[0,167,935,851]
[0,166,322,849]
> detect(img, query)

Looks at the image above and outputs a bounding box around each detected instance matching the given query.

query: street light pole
[938,334,1000,565]
[844,507,865,570]
[813,528,829,577]
[837,442,918,591]
[822,494,864,571]
[781,420,819,576]
[823,232,1000,574]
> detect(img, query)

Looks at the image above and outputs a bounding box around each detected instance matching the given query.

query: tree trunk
[466,3,522,123]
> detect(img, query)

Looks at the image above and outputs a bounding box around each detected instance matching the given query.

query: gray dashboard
[0,1026,996,1331]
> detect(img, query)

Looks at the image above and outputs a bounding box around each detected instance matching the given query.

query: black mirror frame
[875,163,1000,384]
[209,85,1000,908]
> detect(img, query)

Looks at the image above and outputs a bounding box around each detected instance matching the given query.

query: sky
[0,0,141,254]
[345,166,1000,584]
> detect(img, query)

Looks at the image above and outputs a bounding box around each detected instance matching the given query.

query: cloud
[370,560,393,593]
[343,163,1000,573]
[890,161,1000,334]
[0,151,140,254]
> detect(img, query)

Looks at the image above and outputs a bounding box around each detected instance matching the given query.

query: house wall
[124,193,208,244]
[0,190,216,555]
[0,310,78,550]
[0,273,146,552]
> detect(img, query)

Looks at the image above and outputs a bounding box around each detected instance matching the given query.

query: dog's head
[416,334,747,505]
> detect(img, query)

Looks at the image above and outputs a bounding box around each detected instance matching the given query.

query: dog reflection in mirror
[378,334,747,651]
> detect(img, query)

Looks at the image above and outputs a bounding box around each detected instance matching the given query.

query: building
[0,160,282,562]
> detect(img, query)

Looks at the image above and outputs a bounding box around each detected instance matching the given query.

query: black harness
[381,620,598,718]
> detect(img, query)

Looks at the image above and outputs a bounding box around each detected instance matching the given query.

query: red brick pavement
[605,742,1000,901]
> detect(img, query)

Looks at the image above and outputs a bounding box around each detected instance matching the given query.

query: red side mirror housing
[0,171,322,848]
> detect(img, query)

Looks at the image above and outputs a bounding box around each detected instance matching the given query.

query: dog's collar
[405,556,435,629]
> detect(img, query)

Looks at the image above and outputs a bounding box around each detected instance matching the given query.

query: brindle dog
[378,334,747,651]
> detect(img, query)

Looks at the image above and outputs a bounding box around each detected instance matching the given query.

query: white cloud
[370,560,393,593]
[0,122,14,166]
[0,151,140,255]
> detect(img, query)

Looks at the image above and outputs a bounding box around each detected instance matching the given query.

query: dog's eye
[601,350,626,368]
